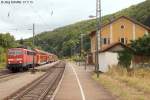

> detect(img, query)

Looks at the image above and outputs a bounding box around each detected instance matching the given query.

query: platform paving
[54,62,116,100]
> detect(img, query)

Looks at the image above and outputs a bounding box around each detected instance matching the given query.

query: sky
[0,0,145,40]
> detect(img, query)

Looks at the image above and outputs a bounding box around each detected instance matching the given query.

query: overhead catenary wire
[28,3,53,28]
[0,1,53,32]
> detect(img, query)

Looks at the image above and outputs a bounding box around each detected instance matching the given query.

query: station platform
[54,62,116,100]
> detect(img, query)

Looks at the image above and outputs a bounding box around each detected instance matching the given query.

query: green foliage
[114,0,150,27]
[0,46,4,62]
[0,33,17,64]
[19,38,24,45]
[105,0,150,26]
[0,63,6,69]
[118,50,133,69]
[0,46,5,63]
[0,46,4,54]
[130,34,150,56]
[118,34,150,69]
[30,23,93,57]
[0,33,16,48]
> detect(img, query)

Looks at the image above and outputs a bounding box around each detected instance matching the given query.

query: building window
[102,38,110,45]
[103,38,107,44]
[120,38,127,44]
[121,25,125,29]
[145,31,148,35]
[120,38,124,44]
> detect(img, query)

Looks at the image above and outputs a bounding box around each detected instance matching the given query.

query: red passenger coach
[34,49,49,65]
[48,53,55,63]
[51,54,58,62]
[7,48,35,72]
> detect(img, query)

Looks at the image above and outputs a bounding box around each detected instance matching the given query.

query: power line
[28,4,52,27]
[0,2,53,35]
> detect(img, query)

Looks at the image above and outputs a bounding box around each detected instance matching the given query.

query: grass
[0,53,6,70]
[0,62,6,70]
[92,66,150,100]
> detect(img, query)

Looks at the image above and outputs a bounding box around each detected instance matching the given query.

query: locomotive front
[7,48,24,72]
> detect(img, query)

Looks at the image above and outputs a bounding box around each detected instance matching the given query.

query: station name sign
[0,0,33,4]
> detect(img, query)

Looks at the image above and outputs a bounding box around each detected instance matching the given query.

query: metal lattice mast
[95,0,101,78]
[96,0,102,49]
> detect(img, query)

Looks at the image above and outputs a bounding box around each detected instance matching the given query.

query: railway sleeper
[20,69,62,99]
[6,62,65,100]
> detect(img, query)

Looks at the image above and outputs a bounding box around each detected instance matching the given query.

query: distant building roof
[89,16,150,36]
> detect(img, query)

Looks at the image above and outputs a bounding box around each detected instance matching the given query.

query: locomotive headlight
[17,58,22,61]
[19,61,22,63]
[8,59,13,61]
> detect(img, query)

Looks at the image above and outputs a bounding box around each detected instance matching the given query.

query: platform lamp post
[89,0,102,78]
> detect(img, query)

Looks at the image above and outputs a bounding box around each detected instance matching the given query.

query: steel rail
[0,73,22,83]
[9,68,55,100]
[39,67,65,100]
[5,62,65,100]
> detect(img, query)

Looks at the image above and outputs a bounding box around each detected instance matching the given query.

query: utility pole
[95,0,102,78]
[32,24,35,72]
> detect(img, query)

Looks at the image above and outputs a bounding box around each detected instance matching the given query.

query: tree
[130,34,150,56]
[0,46,4,62]
[19,38,24,45]
[0,33,16,48]
[118,49,133,69]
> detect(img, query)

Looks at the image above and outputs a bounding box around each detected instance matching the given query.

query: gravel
[0,62,60,100]
[0,71,45,100]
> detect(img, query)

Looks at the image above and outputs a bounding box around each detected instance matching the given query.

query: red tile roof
[99,42,133,53]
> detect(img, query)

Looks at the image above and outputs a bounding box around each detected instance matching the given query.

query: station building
[89,16,150,72]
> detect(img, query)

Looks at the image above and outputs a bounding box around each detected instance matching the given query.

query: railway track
[0,69,10,76]
[0,69,19,83]
[0,73,16,79]
[0,62,60,83]
[5,61,65,100]
[0,72,27,83]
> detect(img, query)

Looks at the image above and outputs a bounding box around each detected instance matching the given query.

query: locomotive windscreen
[8,49,23,55]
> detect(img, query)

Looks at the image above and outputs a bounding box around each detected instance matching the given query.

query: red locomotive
[7,47,58,72]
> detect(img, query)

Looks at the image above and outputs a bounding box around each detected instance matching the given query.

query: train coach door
[24,50,27,67]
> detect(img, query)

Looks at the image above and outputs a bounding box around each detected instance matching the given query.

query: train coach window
[27,51,35,55]
[8,50,23,55]
[16,50,23,55]
[8,51,15,55]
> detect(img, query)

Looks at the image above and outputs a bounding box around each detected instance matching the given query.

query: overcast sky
[0,0,145,40]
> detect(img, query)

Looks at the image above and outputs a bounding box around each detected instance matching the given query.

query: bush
[0,46,6,64]
[118,49,133,69]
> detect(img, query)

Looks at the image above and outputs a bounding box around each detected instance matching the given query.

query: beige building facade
[90,16,150,64]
